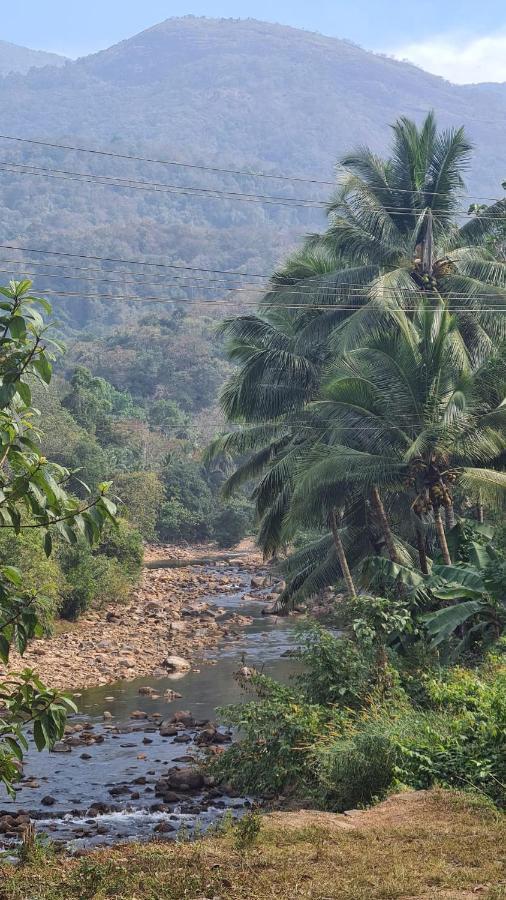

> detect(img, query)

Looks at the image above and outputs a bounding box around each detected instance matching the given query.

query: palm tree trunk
[416,530,429,575]
[330,509,356,598]
[371,487,400,563]
[444,500,456,531]
[476,493,484,525]
[433,506,452,565]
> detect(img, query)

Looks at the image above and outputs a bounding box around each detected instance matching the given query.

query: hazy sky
[4,1,506,83]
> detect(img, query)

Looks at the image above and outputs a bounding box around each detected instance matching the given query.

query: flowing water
[0,566,299,851]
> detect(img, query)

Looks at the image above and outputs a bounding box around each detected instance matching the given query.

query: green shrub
[394,664,506,806]
[316,727,397,811]
[213,675,328,797]
[58,520,142,620]
[0,529,64,628]
[210,499,252,548]
[295,624,376,709]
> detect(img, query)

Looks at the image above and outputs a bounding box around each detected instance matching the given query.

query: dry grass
[1,790,504,900]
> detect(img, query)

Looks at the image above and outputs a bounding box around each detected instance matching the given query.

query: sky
[4,1,506,84]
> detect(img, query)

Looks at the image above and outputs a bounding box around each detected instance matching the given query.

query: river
[0,565,299,852]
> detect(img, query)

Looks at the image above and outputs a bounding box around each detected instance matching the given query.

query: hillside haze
[0,40,66,76]
[1,16,506,329]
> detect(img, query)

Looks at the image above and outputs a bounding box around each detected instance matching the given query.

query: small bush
[233,812,262,849]
[58,520,142,620]
[296,624,375,709]
[210,499,252,548]
[316,727,397,811]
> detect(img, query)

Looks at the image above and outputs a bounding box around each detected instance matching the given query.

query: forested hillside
[1,15,506,326]
[1,17,506,554]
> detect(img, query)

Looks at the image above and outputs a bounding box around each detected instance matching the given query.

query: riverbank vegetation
[0,281,120,792]
[2,790,505,899]
[209,114,506,811]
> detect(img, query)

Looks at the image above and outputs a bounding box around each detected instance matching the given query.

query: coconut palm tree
[269,113,506,363]
[291,302,506,573]
[210,113,506,605]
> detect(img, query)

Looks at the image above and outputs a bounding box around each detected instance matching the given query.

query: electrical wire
[1,133,505,204]
[2,160,506,219]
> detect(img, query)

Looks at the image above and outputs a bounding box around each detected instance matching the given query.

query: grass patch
[1,790,504,900]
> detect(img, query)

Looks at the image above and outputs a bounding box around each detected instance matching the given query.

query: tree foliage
[0,281,117,793]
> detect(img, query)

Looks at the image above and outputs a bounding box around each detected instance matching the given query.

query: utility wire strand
[0,134,336,188]
[1,133,506,204]
[0,162,326,208]
[2,161,506,218]
[3,271,506,302]
[2,270,506,306]
[3,243,506,298]
[6,287,505,311]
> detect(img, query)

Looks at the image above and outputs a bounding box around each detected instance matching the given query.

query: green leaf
[4,736,23,761]
[8,316,26,339]
[1,567,22,588]
[33,354,52,384]
[33,719,47,752]
[0,634,10,664]
[0,383,16,408]
[16,381,32,407]
[422,600,484,646]
[44,531,53,558]
[431,565,485,592]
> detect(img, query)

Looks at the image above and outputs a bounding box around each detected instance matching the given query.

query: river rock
[170,710,194,727]
[163,655,190,673]
[153,821,175,834]
[41,796,56,807]
[130,710,148,720]
[51,742,71,753]
[251,576,267,588]
[159,722,178,737]
[164,689,182,701]
[166,767,204,791]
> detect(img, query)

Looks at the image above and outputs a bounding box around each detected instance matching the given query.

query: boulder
[163,656,190,673]
[166,767,205,791]
[153,821,175,834]
[170,710,194,727]
[164,689,183,701]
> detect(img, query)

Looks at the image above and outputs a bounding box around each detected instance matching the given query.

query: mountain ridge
[0,39,66,76]
[0,16,505,333]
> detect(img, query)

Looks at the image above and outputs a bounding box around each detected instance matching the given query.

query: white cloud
[391,32,506,84]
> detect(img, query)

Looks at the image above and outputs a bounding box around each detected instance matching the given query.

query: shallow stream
[0,565,299,851]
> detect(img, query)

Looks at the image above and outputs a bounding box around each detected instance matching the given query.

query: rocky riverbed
[0,548,297,852]
[1,544,282,692]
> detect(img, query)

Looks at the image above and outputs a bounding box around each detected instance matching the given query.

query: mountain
[0,17,506,330]
[0,39,66,76]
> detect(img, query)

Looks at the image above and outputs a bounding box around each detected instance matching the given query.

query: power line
[0,133,505,205]
[0,243,270,278]
[0,134,336,188]
[2,160,506,220]
[2,268,506,306]
[3,244,506,300]
[2,255,506,303]
[9,286,505,311]
[0,161,326,209]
